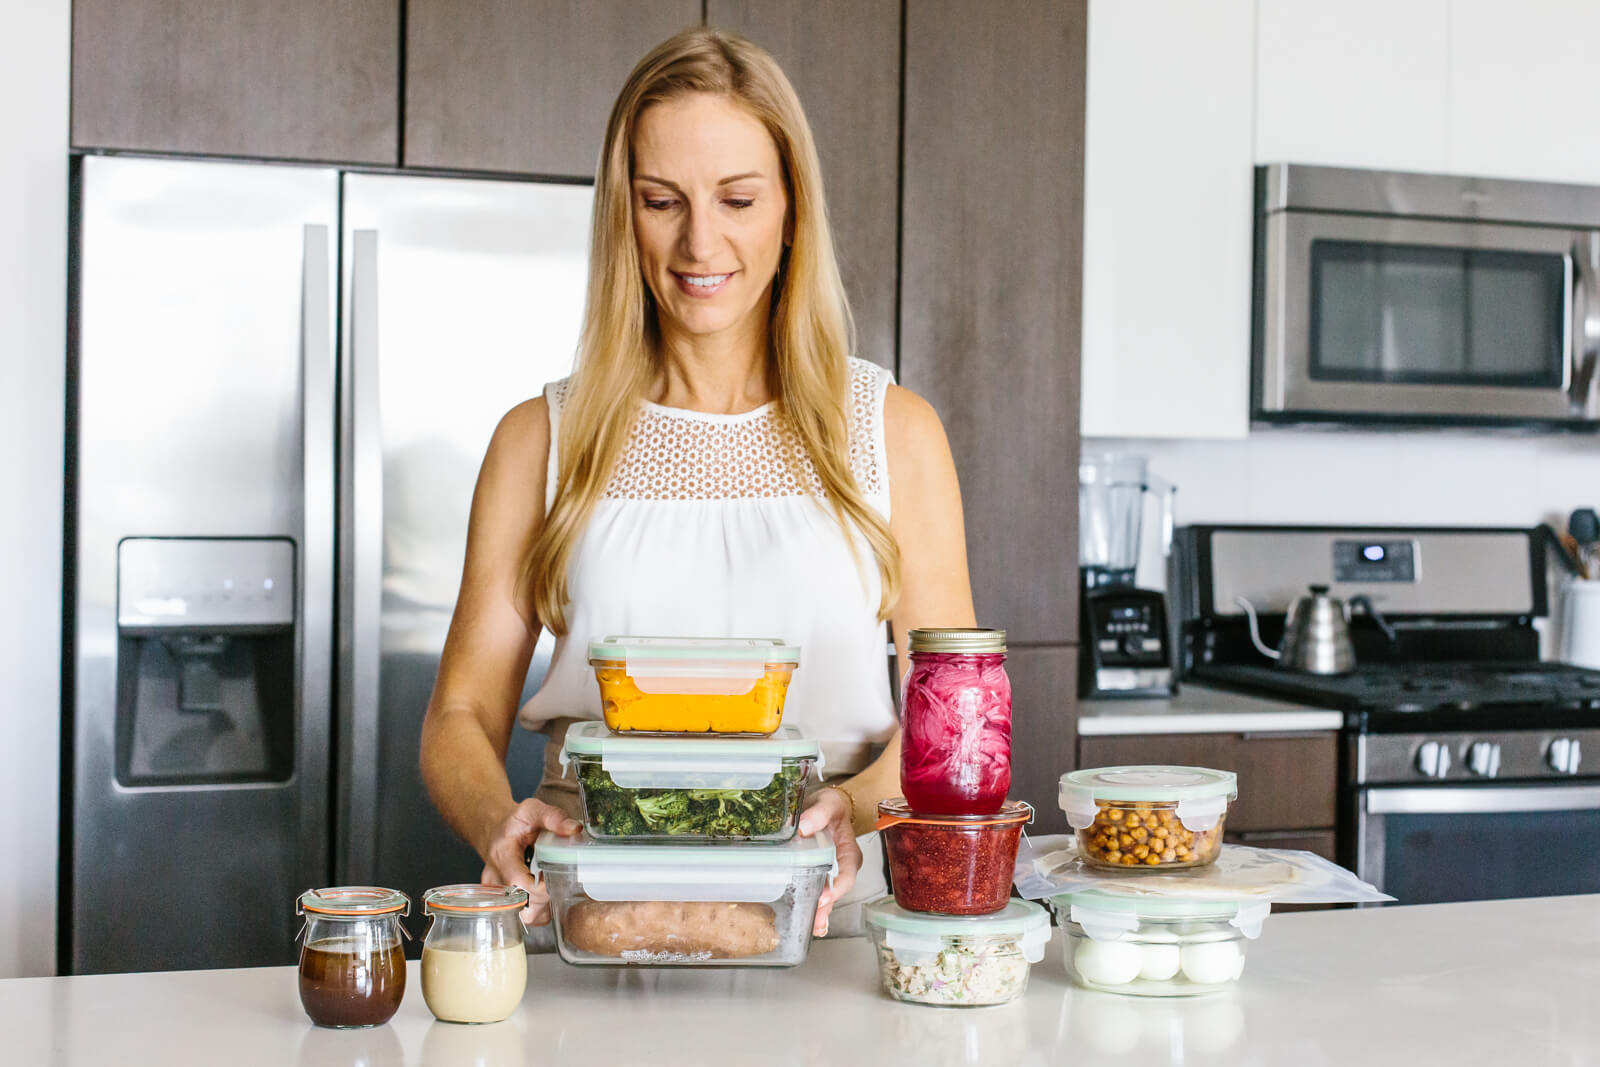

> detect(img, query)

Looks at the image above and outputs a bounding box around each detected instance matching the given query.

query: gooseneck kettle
[1234,585,1396,675]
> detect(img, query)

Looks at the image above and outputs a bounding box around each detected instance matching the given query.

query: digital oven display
[1333,539,1417,582]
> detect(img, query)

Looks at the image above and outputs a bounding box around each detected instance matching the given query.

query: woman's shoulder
[487,393,552,467]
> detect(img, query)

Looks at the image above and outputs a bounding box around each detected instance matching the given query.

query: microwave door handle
[1571,234,1600,413]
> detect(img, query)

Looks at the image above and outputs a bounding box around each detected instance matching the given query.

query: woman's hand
[797,787,862,937]
[479,797,583,926]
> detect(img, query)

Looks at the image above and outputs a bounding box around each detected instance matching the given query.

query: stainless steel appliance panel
[336,174,591,895]
[72,156,337,972]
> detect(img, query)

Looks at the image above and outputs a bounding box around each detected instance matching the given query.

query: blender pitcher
[1078,454,1175,590]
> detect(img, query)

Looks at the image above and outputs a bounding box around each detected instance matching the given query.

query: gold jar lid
[907,627,1006,654]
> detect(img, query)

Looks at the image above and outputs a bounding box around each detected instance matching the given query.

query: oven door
[1259,211,1600,423]
[1358,783,1600,904]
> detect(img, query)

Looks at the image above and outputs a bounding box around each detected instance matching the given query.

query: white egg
[1074,938,1142,985]
[1137,943,1181,981]
[1179,940,1242,986]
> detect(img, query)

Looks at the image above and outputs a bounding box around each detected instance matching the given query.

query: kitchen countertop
[6,894,1596,1065]
[1077,682,1343,735]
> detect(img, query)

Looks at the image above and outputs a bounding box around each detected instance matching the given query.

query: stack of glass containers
[533,636,836,967]
[867,627,1048,1006]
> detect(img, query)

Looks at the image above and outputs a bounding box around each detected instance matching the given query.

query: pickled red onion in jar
[900,629,1011,815]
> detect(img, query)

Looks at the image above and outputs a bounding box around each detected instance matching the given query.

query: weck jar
[295,887,410,1028]
[900,628,1012,815]
[420,884,529,1024]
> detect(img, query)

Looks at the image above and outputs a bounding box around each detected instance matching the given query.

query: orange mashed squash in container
[587,637,801,735]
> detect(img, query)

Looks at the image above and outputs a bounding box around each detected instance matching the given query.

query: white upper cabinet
[1255,0,1450,172]
[1449,0,1600,183]
[1079,0,1256,440]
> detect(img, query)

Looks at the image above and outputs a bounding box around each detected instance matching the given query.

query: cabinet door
[1449,0,1600,184]
[1009,648,1080,837]
[1078,0,1254,441]
[706,1,900,370]
[71,0,397,164]
[405,0,701,177]
[901,0,1085,644]
[1076,731,1338,833]
[1255,0,1450,172]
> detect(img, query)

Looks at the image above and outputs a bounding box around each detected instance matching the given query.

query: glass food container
[587,636,801,735]
[420,884,529,1024]
[560,721,821,843]
[900,628,1012,814]
[878,799,1032,916]
[295,887,410,1028]
[532,830,836,967]
[863,898,1049,1007]
[1052,889,1269,997]
[1059,766,1238,869]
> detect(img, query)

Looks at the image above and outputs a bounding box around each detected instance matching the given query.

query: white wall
[0,0,69,977]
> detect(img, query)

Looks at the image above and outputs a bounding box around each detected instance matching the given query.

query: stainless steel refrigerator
[66,155,589,973]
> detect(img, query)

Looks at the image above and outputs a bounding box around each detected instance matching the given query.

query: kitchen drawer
[1225,828,1337,862]
[1076,731,1337,833]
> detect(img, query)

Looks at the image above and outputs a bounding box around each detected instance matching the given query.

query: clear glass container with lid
[1060,766,1238,869]
[532,830,836,967]
[900,627,1011,814]
[863,898,1050,1006]
[295,886,410,1028]
[877,799,1032,915]
[560,721,821,843]
[586,636,801,734]
[420,884,528,1024]
[1051,889,1269,997]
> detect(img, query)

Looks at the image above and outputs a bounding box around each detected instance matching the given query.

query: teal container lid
[1049,888,1270,940]
[533,828,835,870]
[587,636,801,664]
[562,721,819,759]
[864,897,1048,938]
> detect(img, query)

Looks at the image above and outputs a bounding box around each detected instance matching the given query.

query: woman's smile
[672,270,736,297]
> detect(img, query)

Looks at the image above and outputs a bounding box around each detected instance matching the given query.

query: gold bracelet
[827,784,858,828]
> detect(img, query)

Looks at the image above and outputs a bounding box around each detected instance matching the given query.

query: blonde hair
[525,27,901,633]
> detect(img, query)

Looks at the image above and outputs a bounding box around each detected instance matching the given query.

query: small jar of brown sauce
[295,887,410,1028]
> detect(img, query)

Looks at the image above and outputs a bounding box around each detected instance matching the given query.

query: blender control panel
[1087,594,1168,664]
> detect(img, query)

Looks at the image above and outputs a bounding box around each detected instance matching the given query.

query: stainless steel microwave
[1254,163,1600,427]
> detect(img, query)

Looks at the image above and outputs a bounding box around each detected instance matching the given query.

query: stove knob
[1415,741,1452,779]
[1467,741,1502,779]
[1547,737,1583,776]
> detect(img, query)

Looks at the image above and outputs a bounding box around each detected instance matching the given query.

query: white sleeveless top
[519,358,898,770]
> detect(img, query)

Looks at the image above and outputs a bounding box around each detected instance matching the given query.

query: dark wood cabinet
[1009,649,1080,836]
[899,0,1087,645]
[405,0,700,176]
[71,0,398,163]
[1076,731,1340,836]
[707,1,901,370]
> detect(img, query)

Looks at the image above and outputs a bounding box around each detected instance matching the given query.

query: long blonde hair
[525,27,902,633]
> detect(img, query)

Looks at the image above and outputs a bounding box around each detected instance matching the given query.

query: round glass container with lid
[877,799,1032,915]
[864,898,1049,1006]
[295,887,410,1028]
[1059,766,1238,869]
[1051,889,1269,997]
[900,627,1012,814]
[420,884,529,1024]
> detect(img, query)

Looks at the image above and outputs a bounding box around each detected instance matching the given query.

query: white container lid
[1059,766,1238,832]
[560,721,822,789]
[533,830,836,903]
[864,899,1050,964]
[1049,888,1270,941]
[587,636,801,695]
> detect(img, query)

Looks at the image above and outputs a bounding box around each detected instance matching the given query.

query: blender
[1079,454,1177,698]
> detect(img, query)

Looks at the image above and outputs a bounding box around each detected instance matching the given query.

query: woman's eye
[642,198,678,211]
[724,198,755,210]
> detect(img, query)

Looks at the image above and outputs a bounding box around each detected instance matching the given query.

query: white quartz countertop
[1078,682,1344,735]
[6,894,1597,1065]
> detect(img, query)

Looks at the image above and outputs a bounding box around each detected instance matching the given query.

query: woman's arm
[419,396,581,924]
[798,383,976,932]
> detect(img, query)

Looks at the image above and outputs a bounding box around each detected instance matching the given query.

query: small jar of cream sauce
[420,884,529,1024]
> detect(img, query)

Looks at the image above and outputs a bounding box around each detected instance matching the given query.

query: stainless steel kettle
[1234,585,1395,675]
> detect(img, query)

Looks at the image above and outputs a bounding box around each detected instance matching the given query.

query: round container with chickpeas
[1058,767,1238,870]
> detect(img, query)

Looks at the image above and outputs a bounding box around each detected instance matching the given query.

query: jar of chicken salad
[862,898,1049,1007]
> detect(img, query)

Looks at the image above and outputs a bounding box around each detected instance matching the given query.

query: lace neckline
[639,397,777,423]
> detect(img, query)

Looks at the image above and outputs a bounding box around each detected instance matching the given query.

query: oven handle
[1366,784,1600,816]
[1571,233,1600,414]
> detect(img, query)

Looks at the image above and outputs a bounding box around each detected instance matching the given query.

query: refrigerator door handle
[300,223,336,880]
[341,229,383,881]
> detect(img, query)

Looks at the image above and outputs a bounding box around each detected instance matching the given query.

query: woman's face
[631,92,789,348]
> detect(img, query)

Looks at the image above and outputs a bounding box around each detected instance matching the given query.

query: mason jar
[420,884,529,1023]
[295,886,410,1028]
[900,627,1012,814]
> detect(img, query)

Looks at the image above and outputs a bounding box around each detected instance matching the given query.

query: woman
[420,28,974,937]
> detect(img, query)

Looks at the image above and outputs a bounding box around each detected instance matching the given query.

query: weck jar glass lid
[297,886,410,916]
[422,884,528,912]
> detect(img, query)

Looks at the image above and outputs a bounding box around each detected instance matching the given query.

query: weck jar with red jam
[295,887,410,1028]
[878,799,1033,915]
[900,628,1012,815]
